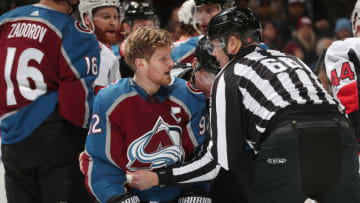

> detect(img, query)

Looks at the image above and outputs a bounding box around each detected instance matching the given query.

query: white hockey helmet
[351,0,360,36]
[178,0,195,25]
[78,0,124,31]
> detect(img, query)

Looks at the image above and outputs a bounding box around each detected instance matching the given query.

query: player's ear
[135,58,146,70]
[227,35,241,55]
[69,0,78,6]
[84,14,94,30]
[122,22,132,34]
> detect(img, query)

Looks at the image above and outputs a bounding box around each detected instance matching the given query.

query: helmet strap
[88,19,95,33]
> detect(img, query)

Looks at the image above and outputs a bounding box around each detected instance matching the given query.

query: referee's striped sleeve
[156,140,221,186]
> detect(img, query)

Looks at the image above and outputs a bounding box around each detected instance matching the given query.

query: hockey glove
[178,188,212,203]
[107,193,141,203]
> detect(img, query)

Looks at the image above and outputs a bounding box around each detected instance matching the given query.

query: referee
[128,7,360,203]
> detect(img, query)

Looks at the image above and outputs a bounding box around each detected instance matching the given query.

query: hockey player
[127,7,360,203]
[117,0,158,78]
[170,0,200,64]
[324,0,360,143]
[79,0,122,94]
[121,1,158,37]
[171,0,231,64]
[191,37,220,98]
[0,0,100,202]
[82,27,211,203]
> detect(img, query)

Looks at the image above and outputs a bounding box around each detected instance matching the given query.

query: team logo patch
[127,117,184,170]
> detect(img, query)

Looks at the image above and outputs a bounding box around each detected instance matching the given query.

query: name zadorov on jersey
[7,22,48,43]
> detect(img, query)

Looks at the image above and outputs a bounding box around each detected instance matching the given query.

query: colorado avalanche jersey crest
[127,116,185,170]
[84,77,206,202]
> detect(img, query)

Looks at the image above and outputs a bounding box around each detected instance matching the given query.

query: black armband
[106,193,140,203]
[156,168,175,187]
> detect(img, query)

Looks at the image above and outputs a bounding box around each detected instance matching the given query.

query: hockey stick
[313,48,327,76]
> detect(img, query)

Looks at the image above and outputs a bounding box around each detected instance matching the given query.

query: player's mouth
[106,30,116,34]
[200,25,208,32]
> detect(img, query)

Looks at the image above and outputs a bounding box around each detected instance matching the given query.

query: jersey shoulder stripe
[168,77,206,115]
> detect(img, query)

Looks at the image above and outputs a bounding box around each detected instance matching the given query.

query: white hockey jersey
[325,38,359,114]
[325,37,360,141]
[93,42,121,90]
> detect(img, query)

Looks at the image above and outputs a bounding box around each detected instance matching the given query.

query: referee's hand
[127,170,159,190]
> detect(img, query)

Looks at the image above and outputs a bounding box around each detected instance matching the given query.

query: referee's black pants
[253,113,360,203]
[1,109,94,203]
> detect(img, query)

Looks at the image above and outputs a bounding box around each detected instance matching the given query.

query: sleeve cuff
[156,168,175,187]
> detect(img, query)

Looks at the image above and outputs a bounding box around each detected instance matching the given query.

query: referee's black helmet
[207,7,262,45]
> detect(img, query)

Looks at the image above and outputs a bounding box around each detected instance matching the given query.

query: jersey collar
[129,79,169,103]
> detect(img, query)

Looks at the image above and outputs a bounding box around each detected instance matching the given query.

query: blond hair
[124,27,173,71]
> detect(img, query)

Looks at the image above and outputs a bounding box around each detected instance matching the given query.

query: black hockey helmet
[194,0,225,6]
[194,37,220,74]
[123,1,157,21]
[207,7,261,45]
[171,63,193,81]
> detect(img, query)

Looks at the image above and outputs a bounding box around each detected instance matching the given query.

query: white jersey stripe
[234,63,289,108]
[295,69,322,102]
[85,150,100,201]
[215,75,229,170]
[239,86,276,122]
[276,72,307,104]
[178,164,221,184]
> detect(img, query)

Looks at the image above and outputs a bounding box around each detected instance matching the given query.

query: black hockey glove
[107,193,141,203]
[178,189,212,203]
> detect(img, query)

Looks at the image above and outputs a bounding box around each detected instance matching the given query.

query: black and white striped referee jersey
[157,45,344,186]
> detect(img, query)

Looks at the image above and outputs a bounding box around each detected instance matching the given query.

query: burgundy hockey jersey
[0,4,100,144]
[84,77,207,202]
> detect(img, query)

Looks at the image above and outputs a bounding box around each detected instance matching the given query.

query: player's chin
[161,75,172,86]
[104,34,118,45]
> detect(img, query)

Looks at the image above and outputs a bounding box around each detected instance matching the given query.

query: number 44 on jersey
[330,62,355,87]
